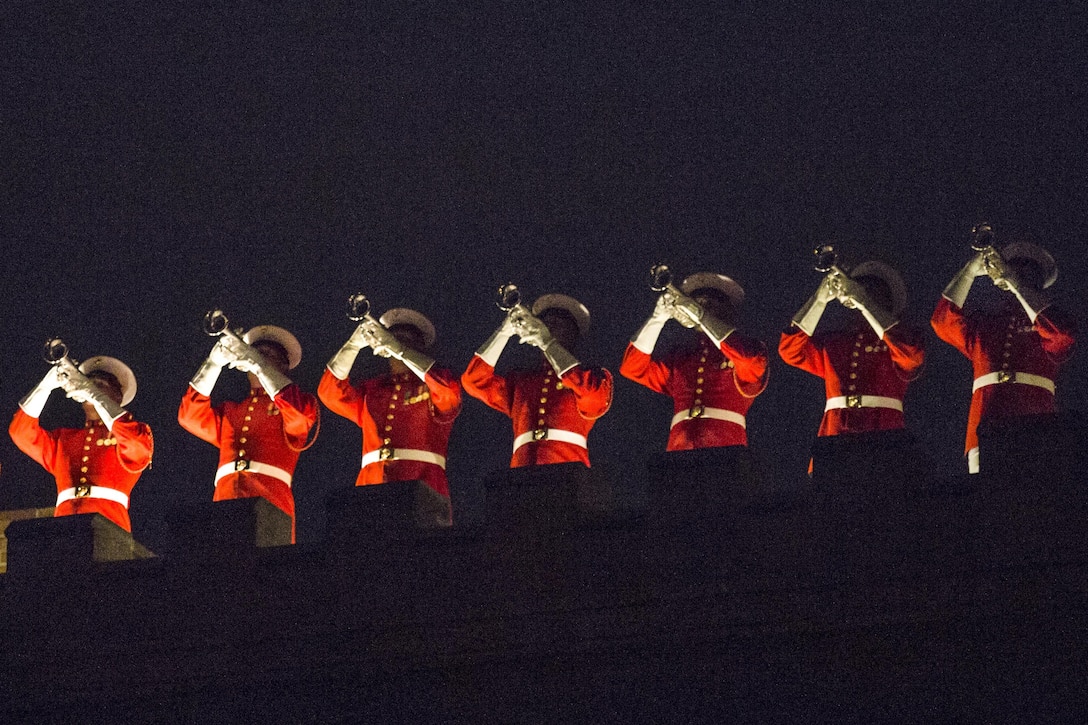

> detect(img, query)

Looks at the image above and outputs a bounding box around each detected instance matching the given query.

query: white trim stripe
[215,461,293,487]
[670,407,747,429]
[56,486,130,509]
[513,428,587,454]
[825,395,904,412]
[972,371,1055,394]
[362,448,446,469]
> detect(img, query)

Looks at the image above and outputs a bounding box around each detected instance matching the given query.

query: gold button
[537,419,546,426]
[242,426,249,432]
[850,361,858,368]
[391,394,398,400]
[84,446,90,451]
[695,389,703,395]
[848,385,856,391]
[244,416,251,421]
[556,382,564,390]
[852,351,859,357]
[395,384,402,391]
[81,466,88,473]
[383,437,391,445]
[387,414,394,420]
[540,397,547,403]
[697,367,704,373]
[238,449,246,457]
[384,425,392,432]
[82,456,89,462]
[239,437,247,443]
[849,373,857,379]
[79,477,87,484]
[388,403,396,409]
[538,408,546,414]
[696,378,703,385]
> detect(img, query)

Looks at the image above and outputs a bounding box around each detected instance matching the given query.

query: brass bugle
[346,293,374,322]
[648,263,673,293]
[203,309,231,337]
[42,337,70,365]
[813,244,841,274]
[970,222,995,252]
[496,283,522,312]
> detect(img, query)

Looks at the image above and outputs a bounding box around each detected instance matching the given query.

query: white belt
[670,406,746,429]
[513,427,588,454]
[361,447,446,469]
[57,486,130,509]
[825,395,904,412]
[215,461,293,487]
[972,371,1055,394]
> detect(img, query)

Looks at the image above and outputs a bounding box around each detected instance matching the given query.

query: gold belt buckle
[846,394,862,409]
[532,428,548,441]
[689,404,705,419]
[379,446,394,461]
[75,485,91,498]
[997,371,1013,384]
[235,459,250,472]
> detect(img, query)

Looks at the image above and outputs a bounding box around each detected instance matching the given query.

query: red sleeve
[272,383,319,446]
[9,409,58,473]
[721,331,769,394]
[318,369,364,421]
[424,367,462,422]
[778,327,825,376]
[110,414,154,471]
[930,297,969,354]
[461,355,514,415]
[177,385,223,446]
[619,343,670,393]
[560,365,613,420]
[1036,306,1076,362]
[883,324,925,381]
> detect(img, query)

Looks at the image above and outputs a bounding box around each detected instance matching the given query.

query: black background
[2,2,1085,548]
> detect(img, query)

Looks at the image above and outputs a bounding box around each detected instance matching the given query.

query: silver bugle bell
[203,309,231,337]
[970,222,995,252]
[42,337,70,365]
[346,293,373,322]
[813,244,840,274]
[649,263,673,293]
[496,283,522,312]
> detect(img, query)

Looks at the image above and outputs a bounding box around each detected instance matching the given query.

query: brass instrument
[970,221,996,253]
[495,283,535,331]
[813,244,844,274]
[41,337,81,384]
[648,263,686,297]
[346,293,379,324]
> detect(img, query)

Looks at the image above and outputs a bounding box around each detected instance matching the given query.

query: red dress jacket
[9,410,153,532]
[461,356,613,467]
[619,332,769,450]
[318,367,461,497]
[778,322,924,437]
[178,384,318,523]
[931,297,1076,454]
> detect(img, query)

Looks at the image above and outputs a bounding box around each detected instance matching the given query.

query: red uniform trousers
[318,367,461,498]
[931,297,1076,461]
[778,323,924,437]
[619,331,769,450]
[462,356,613,468]
[178,384,318,538]
[9,410,153,532]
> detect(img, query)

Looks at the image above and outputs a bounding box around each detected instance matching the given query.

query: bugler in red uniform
[9,353,152,532]
[931,237,1076,472]
[319,307,461,508]
[462,292,612,468]
[178,323,318,536]
[779,258,924,438]
[620,271,768,450]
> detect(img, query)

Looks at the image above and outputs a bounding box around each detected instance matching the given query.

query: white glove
[665,291,700,329]
[516,313,553,349]
[630,295,674,354]
[19,366,65,418]
[64,371,127,430]
[361,321,403,359]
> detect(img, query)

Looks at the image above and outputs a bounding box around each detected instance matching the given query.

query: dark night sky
[2,3,1085,547]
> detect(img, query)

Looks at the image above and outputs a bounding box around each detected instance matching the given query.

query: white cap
[79,356,137,406]
[1001,242,1058,289]
[850,261,908,316]
[680,272,746,307]
[243,325,302,370]
[532,294,591,337]
[379,308,437,349]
